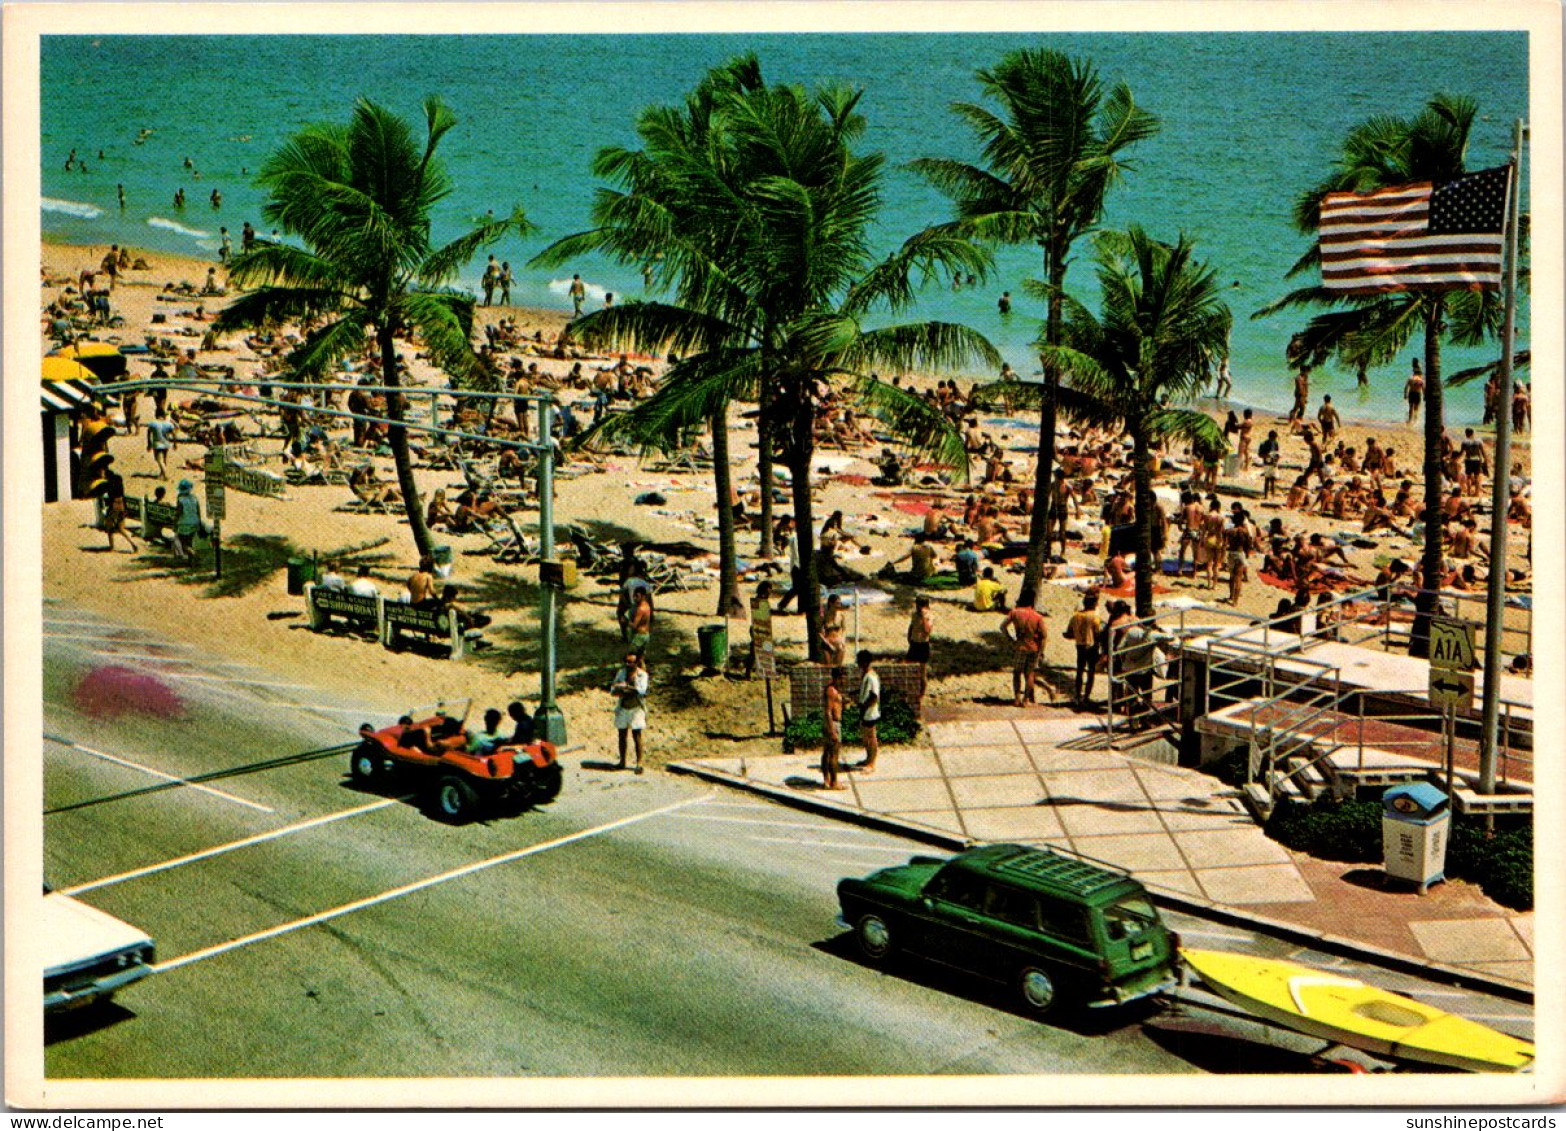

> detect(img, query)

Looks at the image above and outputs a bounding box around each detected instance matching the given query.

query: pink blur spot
[73,665,186,719]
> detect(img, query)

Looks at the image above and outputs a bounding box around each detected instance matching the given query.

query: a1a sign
[1428,618,1476,672]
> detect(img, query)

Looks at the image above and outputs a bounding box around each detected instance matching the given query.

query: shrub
[1265,795,1533,910]
[783,694,920,751]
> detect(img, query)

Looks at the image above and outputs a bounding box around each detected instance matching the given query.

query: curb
[667,759,1533,1006]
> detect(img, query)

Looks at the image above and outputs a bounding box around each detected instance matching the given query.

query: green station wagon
[837,843,1179,1015]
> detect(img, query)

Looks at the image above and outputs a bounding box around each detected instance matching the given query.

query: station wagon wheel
[1017,965,1059,1014]
[434,774,479,822]
[855,913,894,962]
[349,743,386,786]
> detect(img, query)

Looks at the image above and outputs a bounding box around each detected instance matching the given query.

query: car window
[1102,895,1159,941]
[1036,900,1092,947]
[926,867,986,910]
[984,884,1039,929]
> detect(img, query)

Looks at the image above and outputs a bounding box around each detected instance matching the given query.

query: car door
[914,866,995,973]
[981,882,1047,975]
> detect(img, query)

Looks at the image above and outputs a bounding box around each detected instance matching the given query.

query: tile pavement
[676,711,1533,989]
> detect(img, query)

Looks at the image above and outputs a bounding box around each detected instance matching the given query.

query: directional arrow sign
[1428,668,1475,712]
[1429,618,1476,672]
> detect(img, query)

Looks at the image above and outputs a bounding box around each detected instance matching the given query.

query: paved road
[39,604,1532,1081]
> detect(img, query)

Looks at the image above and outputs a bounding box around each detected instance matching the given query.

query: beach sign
[204,449,227,521]
[1428,619,1476,672]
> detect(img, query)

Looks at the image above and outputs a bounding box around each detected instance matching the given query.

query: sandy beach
[41,239,1533,772]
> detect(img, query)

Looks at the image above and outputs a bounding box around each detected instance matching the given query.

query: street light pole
[534,395,567,744]
[1478,119,1526,795]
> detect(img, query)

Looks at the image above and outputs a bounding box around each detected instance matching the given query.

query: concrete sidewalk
[670,705,1533,995]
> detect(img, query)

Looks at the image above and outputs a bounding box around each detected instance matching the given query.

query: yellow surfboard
[1181,948,1533,1073]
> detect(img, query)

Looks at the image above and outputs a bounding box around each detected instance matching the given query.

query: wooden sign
[756,640,778,680]
[223,460,287,499]
[203,450,227,521]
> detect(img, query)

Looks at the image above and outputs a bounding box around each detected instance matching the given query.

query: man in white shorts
[610,652,649,774]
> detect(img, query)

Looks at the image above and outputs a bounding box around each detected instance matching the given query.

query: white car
[43,887,155,1012]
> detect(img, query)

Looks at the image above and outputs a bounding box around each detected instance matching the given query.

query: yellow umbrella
[49,341,126,379]
[42,356,95,382]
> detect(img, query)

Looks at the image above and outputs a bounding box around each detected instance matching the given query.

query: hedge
[783,695,920,752]
[1265,794,1533,910]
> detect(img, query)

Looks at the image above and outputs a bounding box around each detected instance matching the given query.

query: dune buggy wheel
[1018,965,1059,1015]
[855,913,894,962]
[433,774,479,822]
[528,762,563,805]
[349,743,387,787]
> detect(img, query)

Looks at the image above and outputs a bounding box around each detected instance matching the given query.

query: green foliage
[783,694,920,752]
[1265,796,1384,863]
[1265,794,1532,909]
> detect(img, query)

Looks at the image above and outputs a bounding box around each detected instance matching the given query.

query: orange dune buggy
[351,714,563,822]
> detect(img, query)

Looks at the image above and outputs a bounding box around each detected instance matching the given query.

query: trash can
[697,624,729,671]
[433,544,453,579]
[1382,782,1450,893]
[286,557,317,596]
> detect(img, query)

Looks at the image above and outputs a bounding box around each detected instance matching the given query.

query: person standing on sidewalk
[855,650,880,773]
[821,667,845,791]
[1063,591,1102,707]
[610,652,649,774]
[1002,589,1048,707]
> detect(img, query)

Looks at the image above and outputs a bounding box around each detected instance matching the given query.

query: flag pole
[1478,118,1526,795]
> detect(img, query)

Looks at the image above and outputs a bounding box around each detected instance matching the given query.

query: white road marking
[45,734,274,814]
[86,650,207,664]
[44,632,162,645]
[43,618,124,629]
[747,835,914,854]
[153,792,714,973]
[61,797,407,895]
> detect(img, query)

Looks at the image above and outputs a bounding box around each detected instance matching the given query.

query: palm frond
[212,285,354,335]
[850,377,971,483]
[421,207,535,285]
[845,321,1002,377]
[284,310,372,379]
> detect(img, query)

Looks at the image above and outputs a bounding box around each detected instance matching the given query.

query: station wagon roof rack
[988,844,1132,896]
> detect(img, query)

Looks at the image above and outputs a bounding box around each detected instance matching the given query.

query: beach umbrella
[49,341,126,380]
[41,356,96,382]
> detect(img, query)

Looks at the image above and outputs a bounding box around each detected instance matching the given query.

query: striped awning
[41,379,97,413]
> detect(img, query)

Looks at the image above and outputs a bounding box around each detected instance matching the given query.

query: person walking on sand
[628,586,653,658]
[1288,366,1310,429]
[99,460,138,554]
[1064,591,1102,707]
[145,404,176,479]
[1002,588,1048,707]
[907,594,933,698]
[569,273,586,318]
[1225,514,1254,606]
[173,478,203,564]
[609,652,649,774]
[498,261,513,306]
[481,256,499,306]
[854,650,880,773]
[1317,394,1341,441]
[821,667,846,791]
[1236,408,1254,470]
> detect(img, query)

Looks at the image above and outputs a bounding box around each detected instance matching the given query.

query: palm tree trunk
[756,363,775,555]
[1410,295,1445,658]
[1131,427,1157,618]
[380,327,435,561]
[1021,250,1066,597]
[789,382,822,662]
[710,401,742,617]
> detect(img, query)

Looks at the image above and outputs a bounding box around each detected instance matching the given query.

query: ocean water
[40,32,1528,423]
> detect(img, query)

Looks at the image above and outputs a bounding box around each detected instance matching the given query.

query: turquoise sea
[40,32,1528,423]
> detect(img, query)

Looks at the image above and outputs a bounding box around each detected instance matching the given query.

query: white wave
[147,216,212,240]
[43,197,104,219]
[547,276,611,303]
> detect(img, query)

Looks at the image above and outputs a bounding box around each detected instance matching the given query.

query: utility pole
[534,395,567,744]
[1478,120,1526,796]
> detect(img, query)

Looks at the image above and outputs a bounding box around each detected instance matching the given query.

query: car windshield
[1102,895,1158,941]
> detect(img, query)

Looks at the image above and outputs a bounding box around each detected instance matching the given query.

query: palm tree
[912,48,1159,602]
[541,62,998,654]
[1042,228,1231,617]
[215,96,532,560]
[1254,94,1504,655]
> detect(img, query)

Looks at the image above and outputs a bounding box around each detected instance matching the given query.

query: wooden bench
[304,584,383,639]
[138,498,179,540]
[382,600,466,659]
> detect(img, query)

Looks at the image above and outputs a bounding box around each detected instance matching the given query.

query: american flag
[1319,165,1511,294]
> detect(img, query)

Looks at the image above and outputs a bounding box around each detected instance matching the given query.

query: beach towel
[1259,571,1363,594]
[836,473,872,486]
